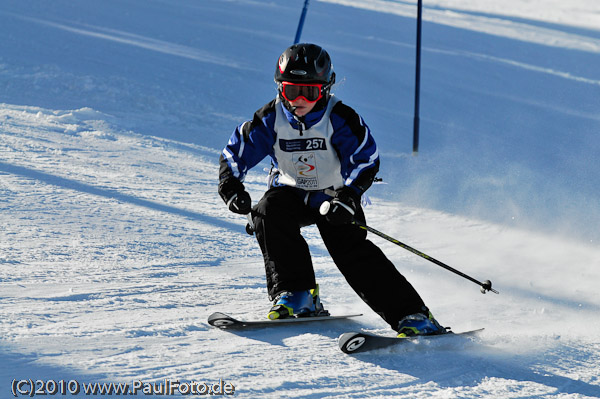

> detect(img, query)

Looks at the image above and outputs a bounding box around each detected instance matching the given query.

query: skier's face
[289,97,316,117]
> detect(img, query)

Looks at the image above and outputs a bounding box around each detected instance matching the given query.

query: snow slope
[1,0,600,398]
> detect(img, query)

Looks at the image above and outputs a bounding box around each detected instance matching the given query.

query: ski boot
[396,311,446,337]
[268,284,327,320]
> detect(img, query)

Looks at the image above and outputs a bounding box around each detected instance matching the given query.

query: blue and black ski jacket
[219,95,380,208]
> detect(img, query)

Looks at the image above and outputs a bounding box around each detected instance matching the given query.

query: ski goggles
[280,82,324,103]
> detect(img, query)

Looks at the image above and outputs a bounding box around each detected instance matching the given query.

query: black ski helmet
[274,43,335,88]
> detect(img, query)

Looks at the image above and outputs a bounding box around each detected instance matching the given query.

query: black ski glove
[322,187,360,225]
[218,178,252,215]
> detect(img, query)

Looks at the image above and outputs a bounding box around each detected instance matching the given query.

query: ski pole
[319,199,498,294]
[354,220,498,294]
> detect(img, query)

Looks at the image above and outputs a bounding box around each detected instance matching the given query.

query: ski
[338,328,484,354]
[208,311,362,329]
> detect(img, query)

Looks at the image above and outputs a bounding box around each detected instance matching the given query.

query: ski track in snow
[1,105,599,398]
[1,11,257,72]
[1,0,600,397]
[321,0,600,53]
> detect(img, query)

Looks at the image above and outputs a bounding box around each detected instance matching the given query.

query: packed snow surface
[1,0,599,398]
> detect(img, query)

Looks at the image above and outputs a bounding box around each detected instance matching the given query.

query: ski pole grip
[319,201,331,216]
[245,212,255,235]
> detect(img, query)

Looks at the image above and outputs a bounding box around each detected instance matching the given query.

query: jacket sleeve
[219,100,277,183]
[330,101,380,194]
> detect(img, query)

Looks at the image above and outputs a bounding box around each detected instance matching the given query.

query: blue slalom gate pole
[413,0,423,155]
[294,0,311,44]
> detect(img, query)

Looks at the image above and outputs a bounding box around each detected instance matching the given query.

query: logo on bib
[293,153,318,188]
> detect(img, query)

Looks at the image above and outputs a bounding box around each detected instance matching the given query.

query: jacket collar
[280,99,329,131]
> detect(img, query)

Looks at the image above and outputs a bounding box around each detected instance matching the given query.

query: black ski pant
[252,186,427,329]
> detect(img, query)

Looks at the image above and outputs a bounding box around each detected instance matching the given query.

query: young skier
[218,43,444,337]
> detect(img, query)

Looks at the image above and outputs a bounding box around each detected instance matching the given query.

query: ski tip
[207,312,239,328]
[338,332,367,354]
